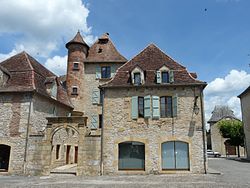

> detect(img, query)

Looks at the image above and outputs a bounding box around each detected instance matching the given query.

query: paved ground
[1,158,250,188]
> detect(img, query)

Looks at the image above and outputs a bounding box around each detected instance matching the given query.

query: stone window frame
[73,62,80,70]
[158,65,170,84]
[131,66,144,85]
[72,86,78,95]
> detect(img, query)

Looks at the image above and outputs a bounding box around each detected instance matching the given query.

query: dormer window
[161,71,169,83]
[131,66,144,85]
[134,73,141,85]
[73,62,79,70]
[157,65,174,84]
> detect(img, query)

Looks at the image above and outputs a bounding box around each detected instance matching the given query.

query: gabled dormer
[131,66,144,85]
[0,65,10,87]
[156,65,174,84]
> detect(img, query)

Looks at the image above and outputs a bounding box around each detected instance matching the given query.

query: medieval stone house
[238,86,250,159]
[0,31,207,175]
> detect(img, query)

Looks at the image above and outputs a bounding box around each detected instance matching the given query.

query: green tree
[218,119,244,157]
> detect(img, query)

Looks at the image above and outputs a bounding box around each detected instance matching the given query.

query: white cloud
[44,55,68,76]
[204,70,250,125]
[0,49,20,62]
[0,0,95,57]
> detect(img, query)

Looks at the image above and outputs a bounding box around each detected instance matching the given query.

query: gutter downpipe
[100,88,105,175]
[200,87,207,174]
[24,92,32,174]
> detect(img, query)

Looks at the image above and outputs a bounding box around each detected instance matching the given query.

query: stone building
[238,86,250,159]
[207,105,244,156]
[0,31,208,175]
[0,53,73,174]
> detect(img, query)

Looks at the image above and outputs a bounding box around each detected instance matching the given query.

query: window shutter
[96,66,101,79]
[90,115,98,129]
[169,70,174,83]
[144,95,151,118]
[51,83,57,98]
[156,71,161,84]
[131,96,138,119]
[111,65,116,77]
[172,95,178,117]
[152,96,160,119]
[92,89,100,104]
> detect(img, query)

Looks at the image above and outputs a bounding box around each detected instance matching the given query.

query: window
[138,97,144,117]
[72,87,78,95]
[118,141,145,170]
[73,62,79,70]
[99,114,102,128]
[56,145,60,160]
[101,66,111,78]
[160,96,172,117]
[134,72,141,85]
[162,141,189,170]
[161,72,169,83]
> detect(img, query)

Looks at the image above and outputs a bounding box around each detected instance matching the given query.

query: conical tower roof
[66,31,89,49]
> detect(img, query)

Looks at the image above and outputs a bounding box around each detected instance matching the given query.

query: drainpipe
[200,87,207,174]
[24,92,33,174]
[100,88,105,175]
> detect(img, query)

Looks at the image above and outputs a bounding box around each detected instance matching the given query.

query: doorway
[66,145,70,164]
[0,144,11,171]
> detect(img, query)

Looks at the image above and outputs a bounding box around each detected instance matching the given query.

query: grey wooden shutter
[92,89,100,104]
[111,65,116,77]
[156,71,161,84]
[131,96,138,119]
[144,95,151,118]
[172,94,178,117]
[90,115,98,129]
[152,96,160,119]
[96,66,101,79]
[169,70,174,83]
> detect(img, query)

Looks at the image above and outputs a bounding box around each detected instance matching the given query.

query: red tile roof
[86,33,127,63]
[0,52,73,108]
[102,44,206,88]
[66,31,89,49]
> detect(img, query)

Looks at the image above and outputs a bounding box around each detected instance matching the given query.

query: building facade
[0,31,207,176]
[238,86,250,159]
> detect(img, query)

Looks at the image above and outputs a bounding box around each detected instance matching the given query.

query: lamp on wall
[193,96,199,115]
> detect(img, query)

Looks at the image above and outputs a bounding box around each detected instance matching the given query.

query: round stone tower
[66,31,89,111]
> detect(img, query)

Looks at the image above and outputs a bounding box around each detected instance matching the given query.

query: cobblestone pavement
[1,158,250,188]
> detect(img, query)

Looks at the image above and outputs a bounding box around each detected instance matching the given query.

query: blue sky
[0,0,250,123]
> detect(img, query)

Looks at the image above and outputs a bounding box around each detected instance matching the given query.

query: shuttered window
[92,89,100,104]
[138,97,144,117]
[152,96,160,119]
[90,115,98,129]
[144,95,151,118]
[160,96,172,117]
[96,66,101,79]
[162,72,169,83]
[169,70,174,83]
[131,96,138,119]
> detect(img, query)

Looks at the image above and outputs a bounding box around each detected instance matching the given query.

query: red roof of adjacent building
[86,33,127,63]
[0,52,73,108]
[102,44,206,88]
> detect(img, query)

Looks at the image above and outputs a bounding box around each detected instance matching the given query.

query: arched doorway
[118,141,145,170]
[162,141,189,170]
[0,144,11,171]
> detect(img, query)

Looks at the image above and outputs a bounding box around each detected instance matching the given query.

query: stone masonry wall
[103,86,206,175]
[240,92,250,159]
[0,93,31,174]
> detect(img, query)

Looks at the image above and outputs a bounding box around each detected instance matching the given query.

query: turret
[66,31,89,110]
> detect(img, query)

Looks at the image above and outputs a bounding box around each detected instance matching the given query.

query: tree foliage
[218,119,245,157]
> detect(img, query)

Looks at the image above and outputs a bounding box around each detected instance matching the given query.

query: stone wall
[0,93,31,174]
[103,86,206,175]
[240,91,250,159]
